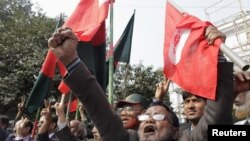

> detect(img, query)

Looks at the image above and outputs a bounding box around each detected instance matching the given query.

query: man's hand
[53,94,66,123]
[16,117,29,137]
[48,27,79,66]
[15,97,25,121]
[205,25,226,45]
[154,79,171,101]
[235,71,250,82]
[78,102,87,121]
[40,100,52,124]
[38,100,53,134]
[53,94,65,116]
[17,97,25,113]
[234,71,250,95]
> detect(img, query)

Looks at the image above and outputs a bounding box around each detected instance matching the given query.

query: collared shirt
[49,132,55,139]
[234,118,250,125]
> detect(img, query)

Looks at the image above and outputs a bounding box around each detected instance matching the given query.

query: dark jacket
[55,126,80,141]
[0,128,8,141]
[64,62,137,141]
[36,132,58,141]
[64,61,234,141]
[5,134,33,141]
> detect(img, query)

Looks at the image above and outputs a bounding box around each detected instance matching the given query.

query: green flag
[25,15,63,114]
[113,12,134,64]
[25,50,56,114]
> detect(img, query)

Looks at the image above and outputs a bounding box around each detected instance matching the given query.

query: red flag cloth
[66,98,78,112]
[41,50,57,78]
[63,0,110,41]
[163,1,221,100]
[57,0,110,94]
[57,61,70,94]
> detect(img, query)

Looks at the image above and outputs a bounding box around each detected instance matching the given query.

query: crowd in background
[0,25,250,141]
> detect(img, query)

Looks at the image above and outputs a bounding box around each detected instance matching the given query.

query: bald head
[70,120,87,139]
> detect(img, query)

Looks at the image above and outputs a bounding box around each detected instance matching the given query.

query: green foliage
[0,0,59,118]
[0,0,171,119]
[112,63,171,107]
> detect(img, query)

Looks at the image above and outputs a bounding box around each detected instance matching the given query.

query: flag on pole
[25,15,63,114]
[106,11,134,66]
[63,0,109,41]
[25,50,57,113]
[105,12,135,88]
[66,98,78,113]
[59,0,109,93]
[58,0,110,93]
[163,1,220,100]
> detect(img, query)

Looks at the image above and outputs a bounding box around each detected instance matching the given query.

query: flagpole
[168,0,249,71]
[108,0,114,105]
[31,107,41,139]
[124,64,129,95]
[75,99,80,120]
[66,92,72,121]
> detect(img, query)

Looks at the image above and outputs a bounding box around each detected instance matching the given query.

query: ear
[26,126,31,133]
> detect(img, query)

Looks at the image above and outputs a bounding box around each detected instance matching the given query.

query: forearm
[192,62,234,141]
[64,62,128,141]
[205,63,234,123]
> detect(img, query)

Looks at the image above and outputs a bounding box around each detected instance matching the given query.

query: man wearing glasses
[48,26,233,141]
[138,101,179,141]
[116,94,150,131]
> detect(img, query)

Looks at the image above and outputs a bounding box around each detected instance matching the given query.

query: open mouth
[144,125,155,133]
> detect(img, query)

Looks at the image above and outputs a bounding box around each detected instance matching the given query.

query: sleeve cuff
[66,58,81,73]
[152,98,160,103]
[15,137,23,140]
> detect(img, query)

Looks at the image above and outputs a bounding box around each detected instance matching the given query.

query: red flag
[57,61,69,94]
[66,98,78,112]
[58,0,110,94]
[63,0,109,41]
[163,1,221,100]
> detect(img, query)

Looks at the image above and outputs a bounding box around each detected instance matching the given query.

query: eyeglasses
[116,106,142,114]
[138,114,166,121]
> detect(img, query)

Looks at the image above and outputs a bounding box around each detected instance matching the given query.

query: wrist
[153,98,160,102]
[58,117,66,123]
[66,57,81,73]
[65,56,78,66]
[154,96,163,101]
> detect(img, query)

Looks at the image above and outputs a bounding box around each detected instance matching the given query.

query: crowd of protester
[1,25,250,141]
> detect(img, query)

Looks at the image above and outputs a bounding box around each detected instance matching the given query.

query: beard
[234,104,250,119]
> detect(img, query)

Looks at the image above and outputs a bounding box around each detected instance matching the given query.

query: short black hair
[182,91,206,101]
[24,119,33,134]
[149,101,179,128]
[0,115,9,129]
